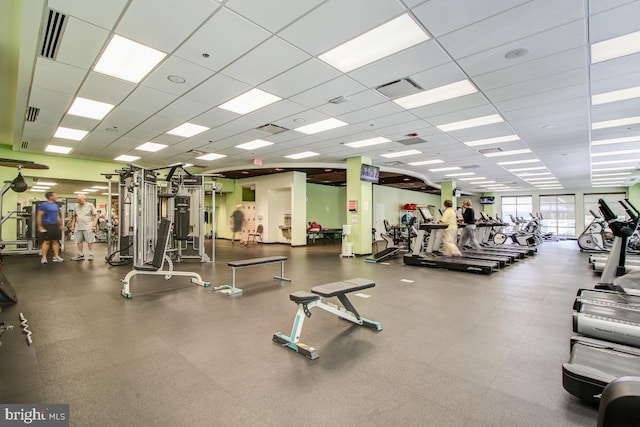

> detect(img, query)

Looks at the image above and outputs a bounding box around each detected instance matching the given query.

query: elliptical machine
[509,215,537,246]
[578,209,612,252]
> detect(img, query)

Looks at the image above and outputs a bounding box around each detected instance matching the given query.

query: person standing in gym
[440,200,462,256]
[36,192,64,264]
[231,204,244,246]
[458,199,481,250]
[70,194,98,261]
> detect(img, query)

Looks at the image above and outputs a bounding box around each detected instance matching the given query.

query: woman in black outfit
[458,199,481,250]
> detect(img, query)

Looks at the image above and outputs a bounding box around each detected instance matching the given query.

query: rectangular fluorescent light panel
[592,148,640,157]
[74,191,87,194]
[295,118,347,135]
[68,97,115,120]
[591,31,640,64]
[318,14,430,73]
[183,163,193,168]
[31,189,46,193]
[429,167,461,172]
[393,80,477,110]
[445,172,475,177]
[236,139,274,150]
[507,166,547,172]
[592,172,632,177]
[497,159,540,166]
[167,122,210,138]
[91,186,109,189]
[31,186,50,190]
[407,159,444,166]
[471,181,496,184]
[45,144,73,154]
[285,151,320,160]
[37,182,56,186]
[81,189,98,192]
[381,149,422,159]
[592,158,640,165]
[196,153,226,161]
[218,88,281,114]
[592,86,640,105]
[437,114,504,132]
[592,166,635,171]
[592,136,640,146]
[114,155,140,162]
[344,137,390,148]
[463,134,519,147]
[459,177,484,181]
[484,148,532,158]
[592,115,640,130]
[93,35,166,83]
[54,127,88,141]
[516,172,551,177]
[136,142,167,152]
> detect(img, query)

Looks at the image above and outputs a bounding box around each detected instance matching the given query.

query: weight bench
[273,278,382,360]
[120,218,210,298]
[213,256,290,296]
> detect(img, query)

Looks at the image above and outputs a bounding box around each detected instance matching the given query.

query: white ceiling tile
[440,0,585,59]
[22,122,55,144]
[55,18,109,70]
[405,0,428,7]
[337,101,406,124]
[485,68,588,102]
[119,86,175,114]
[142,56,214,96]
[588,0,638,15]
[32,58,86,95]
[410,93,489,120]
[116,0,218,52]
[457,20,587,76]
[315,90,388,116]
[59,114,98,131]
[225,0,325,33]
[100,108,150,135]
[78,131,120,147]
[591,71,640,93]
[279,0,406,55]
[591,98,640,121]
[157,98,211,122]
[260,59,340,98]
[222,37,310,86]
[182,73,251,106]
[589,0,640,42]
[494,85,588,112]
[122,128,160,142]
[238,100,309,126]
[289,76,367,108]
[357,111,420,130]
[29,109,64,127]
[48,0,128,30]
[78,72,136,104]
[427,104,499,127]
[408,62,467,91]
[192,108,241,129]
[590,52,640,81]
[412,0,530,37]
[138,116,184,133]
[348,41,450,88]
[28,86,73,113]
[174,8,271,72]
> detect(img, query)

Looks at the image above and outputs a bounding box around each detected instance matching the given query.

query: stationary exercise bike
[578,209,612,252]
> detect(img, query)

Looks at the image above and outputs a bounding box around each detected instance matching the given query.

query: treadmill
[477,212,535,256]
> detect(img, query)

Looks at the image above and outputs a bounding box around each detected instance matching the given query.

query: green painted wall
[373,185,441,222]
[346,157,373,255]
[306,183,346,228]
[629,183,640,208]
[0,0,22,143]
[440,180,456,209]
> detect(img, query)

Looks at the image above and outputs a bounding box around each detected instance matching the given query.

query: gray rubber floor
[0,240,598,426]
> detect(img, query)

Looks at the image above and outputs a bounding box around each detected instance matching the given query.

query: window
[583,193,627,226]
[501,196,533,231]
[540,194,576,237]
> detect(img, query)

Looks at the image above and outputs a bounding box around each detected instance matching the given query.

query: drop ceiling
[7,0,640,194]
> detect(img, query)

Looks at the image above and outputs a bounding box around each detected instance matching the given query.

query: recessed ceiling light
[463,134,520,147]
[318,13,430,73]
[592,116,640,130]
[592,148,640,157]
[470,180,496,184]
[344,137,390,148]
[459,177,484,181]
[93,35,166,83]
[30,189,46,193]
[381,149,422,158]
[393,79,477,109]
[525,177,558,182]
[183,163,193,168]
[504,48,529,59]
[437,114,504,132]
[31,186,50,190]
[592,172,632,177]
[167,122,210,138]
[484,148,532,158]
[53,126,88,141]
[592,178,626,183]
[235,139,274,150]
[429,166,461,172]
[537,186,563,190]
[45,144,73,154]
[592,136,640,146]
[591,30,640,64]
[517,172,552,177]
[294,118,348,135]
[81,189,99,192]
[136,142,168,152]
[218,88,281,114]
[196,153,226,161]
[285,151,320,159]
[67,97,115,120]
[293,118,306,123]
[507,166,547,172]
[592,184,625,187]
[497,159,540,166]
[74,191,88,194]
[592,166,636,172]
[592,86,640,105]
[37,181,56,186]
[114,155,141,162]
[445,172,475,177]
[167,75,186,84]
[408,159,445,166]
[91,186,109,189]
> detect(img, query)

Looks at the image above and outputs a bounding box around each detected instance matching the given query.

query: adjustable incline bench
[120,218,210,298]
[273,278,382,360]
[213,256,290,296]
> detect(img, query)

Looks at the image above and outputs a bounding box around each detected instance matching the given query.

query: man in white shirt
[70,194,98,261]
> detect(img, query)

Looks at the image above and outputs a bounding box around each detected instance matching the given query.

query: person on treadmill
[36,191,64,264]
[440,200,461,256]
[458,199,481,250]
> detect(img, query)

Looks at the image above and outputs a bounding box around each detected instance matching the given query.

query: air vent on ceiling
[329,96,350,104]
[461,164,480,170]
[187,149,206,156]
[478,147,502,155]
[25,107,40,122]
[21,141,29,150]
[375,78,423,99]
[40,9,67,59]
[256,123,288,135]
[383,161,405,166]
[398,137,426,146]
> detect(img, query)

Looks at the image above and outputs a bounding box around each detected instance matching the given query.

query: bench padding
[311,278,375,297]
[134,264,159,272]
[228,256,287,268]
[290,291,320,303]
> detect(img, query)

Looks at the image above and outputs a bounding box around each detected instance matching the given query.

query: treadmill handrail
[598,199,617,221]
